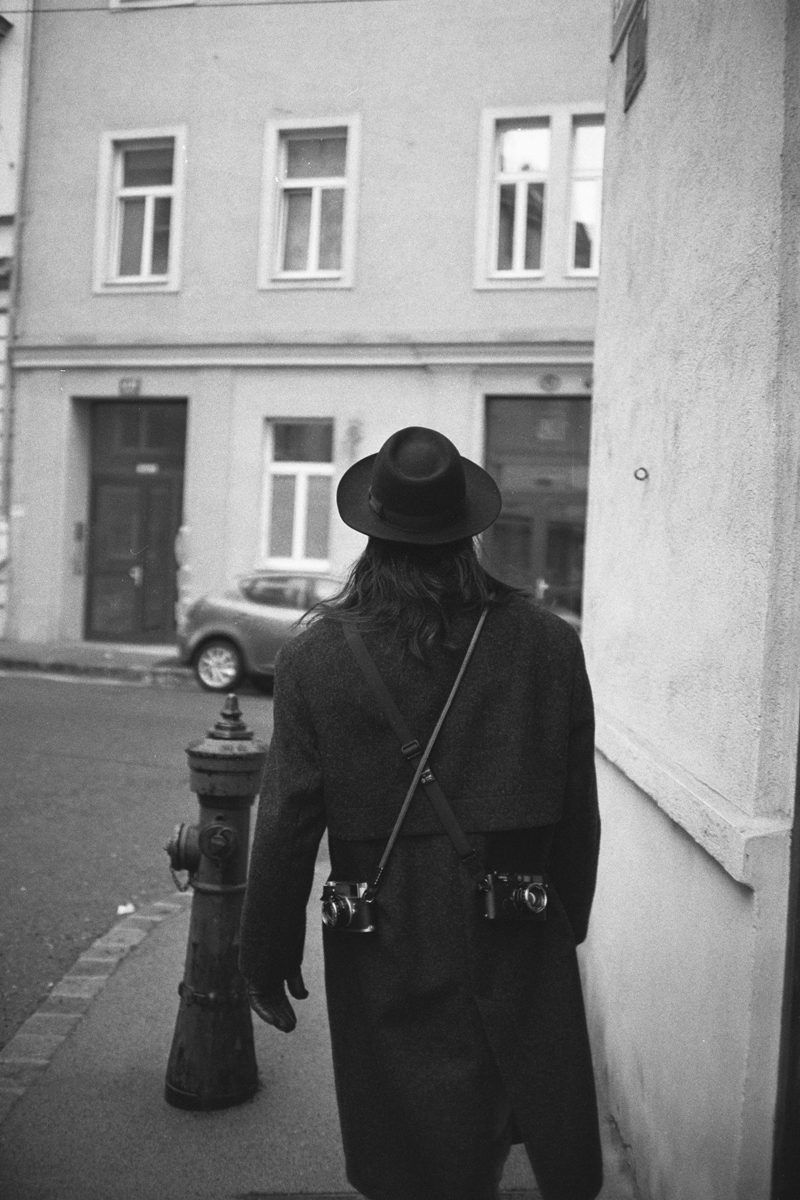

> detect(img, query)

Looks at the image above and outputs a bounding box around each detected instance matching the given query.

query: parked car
[177,570,342,691]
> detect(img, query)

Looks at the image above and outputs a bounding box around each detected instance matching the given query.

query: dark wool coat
[240,595,602,1200]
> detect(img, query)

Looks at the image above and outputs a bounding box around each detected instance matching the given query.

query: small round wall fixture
[634,467,649,481]
[538,373,561,393]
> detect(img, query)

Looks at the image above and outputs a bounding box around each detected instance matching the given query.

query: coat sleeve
[239,642,326,991]
[547,634,600,946]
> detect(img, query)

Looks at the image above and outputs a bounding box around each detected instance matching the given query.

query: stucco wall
[584,0,791,818]
[16,0,605,347]
[582,1,799,1197]
[583,760,787,1200]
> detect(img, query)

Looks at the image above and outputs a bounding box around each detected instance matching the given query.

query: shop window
[261,421,334,568]
[483,396,591,625]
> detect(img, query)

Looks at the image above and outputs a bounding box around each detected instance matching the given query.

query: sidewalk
[0,636,194,687]
[0,639,640,1199]
[0,854,639,1200]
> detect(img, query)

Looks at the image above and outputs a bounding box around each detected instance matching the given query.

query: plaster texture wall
[584,0,792,818]
[584,767,746,1200]
[16,0,605,348]
[584,759,788,1200]
[581,1,800,1197]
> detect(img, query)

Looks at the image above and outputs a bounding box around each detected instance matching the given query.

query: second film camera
[481,872,548,922]
[321,880,376,933]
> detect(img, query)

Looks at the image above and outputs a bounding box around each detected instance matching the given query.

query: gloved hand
[247,969,308,1033]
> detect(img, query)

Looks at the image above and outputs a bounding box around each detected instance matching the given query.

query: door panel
[86,482,143,638]
[141,481,177,635]
[85,401,186,642]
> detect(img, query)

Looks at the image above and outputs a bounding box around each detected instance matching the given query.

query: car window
[241,577,306,608]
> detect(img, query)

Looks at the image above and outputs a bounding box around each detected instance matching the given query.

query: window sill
[474,277,599,291]
[110,0,195,9]
[258,277,353,291]
[93,279,180,295]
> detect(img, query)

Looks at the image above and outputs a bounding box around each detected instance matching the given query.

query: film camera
[481,872,548,922]
[321,880,376,933]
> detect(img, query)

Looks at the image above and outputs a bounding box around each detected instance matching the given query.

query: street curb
[0,656,195,688]
[0,891,192,1125]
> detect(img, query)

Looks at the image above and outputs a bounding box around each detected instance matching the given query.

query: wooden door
[85,401,185,642]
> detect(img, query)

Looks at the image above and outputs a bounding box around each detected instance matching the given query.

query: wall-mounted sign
[119,377,142,397]
[624,0,648,111]
[611,0,644,59]
[135,463,159,475]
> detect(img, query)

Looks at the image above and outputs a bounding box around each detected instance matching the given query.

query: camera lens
[322,896,354,928]
[519,883,547,914]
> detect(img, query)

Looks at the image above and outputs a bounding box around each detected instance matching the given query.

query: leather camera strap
[344,607,488,892]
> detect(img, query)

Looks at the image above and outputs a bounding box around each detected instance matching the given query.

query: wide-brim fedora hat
[337,426,502,545]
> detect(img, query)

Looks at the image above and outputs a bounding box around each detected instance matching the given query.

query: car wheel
[194,638,245,692]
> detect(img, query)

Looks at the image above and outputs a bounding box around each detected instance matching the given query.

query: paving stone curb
[0,893,192,1125]
[0,657,195,688]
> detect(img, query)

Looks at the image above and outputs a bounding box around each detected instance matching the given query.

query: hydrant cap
[208,694,254,741]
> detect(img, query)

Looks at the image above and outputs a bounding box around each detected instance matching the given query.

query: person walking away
[240,426,603,1200]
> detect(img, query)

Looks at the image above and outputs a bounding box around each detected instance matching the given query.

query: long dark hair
[310,536,518,659]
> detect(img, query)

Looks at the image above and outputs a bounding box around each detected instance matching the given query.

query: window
[492,119,550,276]
[484,396,591,624]
[475,107,605,288]
[94,128,186,293]
[259,117,360,288]
[568,117,605,274]
[261,421,334,568]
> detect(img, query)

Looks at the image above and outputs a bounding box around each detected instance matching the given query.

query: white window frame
[566,114,605,277]
[474,104,605,290]
[93,126,186,294]
[258,116,361,290]
[489,116,550,280]
[260,421,335,570]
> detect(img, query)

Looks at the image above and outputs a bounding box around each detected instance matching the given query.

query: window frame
[258,116,361,290]
[566,115,605,278]
[474,104,605,291]
[259,420,335,570]
[489,116,551,280]
[93,126,186,295]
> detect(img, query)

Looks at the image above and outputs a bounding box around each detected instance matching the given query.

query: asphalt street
[0,670,274,1048]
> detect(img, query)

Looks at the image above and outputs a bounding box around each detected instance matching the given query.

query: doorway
[483,395,591,624]
[85,401,186,642]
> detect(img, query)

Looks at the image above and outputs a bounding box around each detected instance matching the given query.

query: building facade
[6,0,608,647]
[581,3,800,1198]
[0,9,31,634]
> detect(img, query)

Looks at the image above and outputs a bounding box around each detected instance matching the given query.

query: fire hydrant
[164,693,267,1110]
